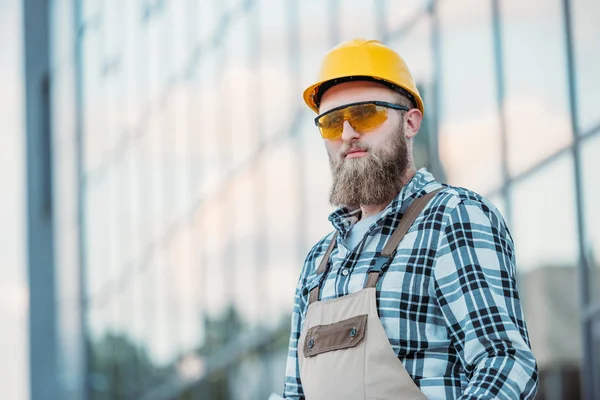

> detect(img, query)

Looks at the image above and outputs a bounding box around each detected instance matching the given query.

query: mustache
[340,142,371,158]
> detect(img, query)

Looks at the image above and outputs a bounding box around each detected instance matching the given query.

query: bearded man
[282,39,538,400]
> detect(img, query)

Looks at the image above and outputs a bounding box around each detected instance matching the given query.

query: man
[282,39,538,399]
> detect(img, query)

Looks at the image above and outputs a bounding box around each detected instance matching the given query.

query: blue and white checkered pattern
[283,169,538,399]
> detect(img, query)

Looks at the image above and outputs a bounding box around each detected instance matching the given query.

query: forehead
[318,81,398,113]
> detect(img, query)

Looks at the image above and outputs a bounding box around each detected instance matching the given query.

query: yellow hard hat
[303,39,424,115]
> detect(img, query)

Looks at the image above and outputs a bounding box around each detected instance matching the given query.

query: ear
[403,108,423,139]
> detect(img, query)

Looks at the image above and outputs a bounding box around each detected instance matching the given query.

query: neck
[360,203,388,219]
[359,167,417,219]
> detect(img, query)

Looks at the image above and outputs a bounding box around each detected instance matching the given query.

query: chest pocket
[303,314,368,357]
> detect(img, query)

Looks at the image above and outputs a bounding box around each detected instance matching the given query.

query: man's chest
[303,248,447,355]
[316,250,435,303]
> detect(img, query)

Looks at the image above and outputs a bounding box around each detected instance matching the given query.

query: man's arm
[283,234,333,398]
[431,199,539,399]
[282,277,306,399]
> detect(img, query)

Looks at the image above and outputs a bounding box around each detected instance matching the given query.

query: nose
[340,120,360,142]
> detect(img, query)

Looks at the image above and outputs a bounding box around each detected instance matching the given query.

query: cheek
[325,140,342,158]
[362,126,395,149]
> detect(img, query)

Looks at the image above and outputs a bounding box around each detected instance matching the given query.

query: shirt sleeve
[431,199,539,399]
[282,273,306,399]
[283,234,331,399]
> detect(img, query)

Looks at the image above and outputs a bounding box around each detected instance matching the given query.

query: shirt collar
[328,168,439,237]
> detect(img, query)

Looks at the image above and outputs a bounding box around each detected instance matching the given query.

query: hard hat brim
[303,75,424,116]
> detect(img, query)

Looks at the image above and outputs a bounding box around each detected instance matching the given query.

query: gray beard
[328,126,409,209]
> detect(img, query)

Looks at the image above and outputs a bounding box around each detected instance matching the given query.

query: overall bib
[298,189,441,399]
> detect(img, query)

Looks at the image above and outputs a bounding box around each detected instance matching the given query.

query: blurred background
[1,0,599,399]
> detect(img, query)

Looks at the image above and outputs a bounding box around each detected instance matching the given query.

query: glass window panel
[0,2,28,399]
[120,1,140,129]
[134,123,157,250]
[501,0,572,176]
[580,133,600,304]
[510,154,580,370]
[162,232,184,358]
[155,95,183,226]
[132,2,155,128]
[51,0,75,65]
[124,142,144,269]
[488,193,507,224]
[166,84,195,219]
[163,0,191,79]
[85,178,112,297]
[510,153,578,271]
[82,0,101,27]
[145,13,165,110]
[151,239,188,367]
[437,0,502,194]
[107,284,139,398]
[190,210,208,348]
[52,43,80,342]
[194,1,219,43]
[148,110,170,238]
[299,115,333,248]
[203,200,229,317]
[169,225,200,352]
[572,0,600,134]
[149,7,174,94]
[224,16,255,170]
[82,27,109,174]
[262,139,303,328]
[195,51,225,197]
[134,255,169,390]
[102,0,128,158]
[231,170,262,327]
[389,15,438,179]
[299,1,333,94]
[130,262,147,350]
[390,15,432,88]
[88,303,116,397]
[86,163,121,301]
[89,0,119,163]
[149,252,173,368]
[338,0,377,40]
[258,0,294,141]
[112,159,130,279]
[383,0,429,33]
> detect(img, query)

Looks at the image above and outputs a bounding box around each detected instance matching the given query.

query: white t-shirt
[345,211,384,250]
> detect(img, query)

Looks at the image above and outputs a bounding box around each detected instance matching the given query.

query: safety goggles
[314,101,409,139]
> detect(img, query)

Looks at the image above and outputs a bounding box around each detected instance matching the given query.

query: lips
[345,148,368,158]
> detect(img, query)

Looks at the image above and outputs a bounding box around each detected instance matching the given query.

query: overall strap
[308,232,339,305]
[365,188,442,288]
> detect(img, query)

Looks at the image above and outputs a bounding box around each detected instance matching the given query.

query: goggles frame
[314,101,409,138]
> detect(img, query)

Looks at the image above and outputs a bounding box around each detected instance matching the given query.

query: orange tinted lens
[317,104,388,139]
[318,110,345,139]
[346,104,387,132]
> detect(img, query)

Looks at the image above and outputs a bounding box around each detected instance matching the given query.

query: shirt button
[308,338,314,349]
[341,269,349,276]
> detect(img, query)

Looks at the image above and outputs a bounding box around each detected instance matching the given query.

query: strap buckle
[369,249,397,276]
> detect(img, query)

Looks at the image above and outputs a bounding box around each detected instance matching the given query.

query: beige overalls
[298,190,441,399]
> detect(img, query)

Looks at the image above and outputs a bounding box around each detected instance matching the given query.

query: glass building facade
[5,0,599,399]
[1,1,29,400]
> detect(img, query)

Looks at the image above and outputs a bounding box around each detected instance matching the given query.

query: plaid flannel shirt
[283,169,538,399]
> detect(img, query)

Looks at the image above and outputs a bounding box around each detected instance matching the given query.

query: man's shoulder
[433,184,503,217]
[295,231,336,300]
[433,184,508,230]
[304,231,336,265]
